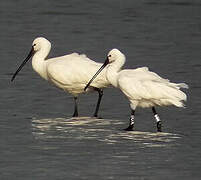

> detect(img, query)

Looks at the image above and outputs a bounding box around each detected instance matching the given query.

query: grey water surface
[1,0,201,179]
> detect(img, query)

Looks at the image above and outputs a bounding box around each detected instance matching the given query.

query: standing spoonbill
[11,37,110,117]
[84,49,188,132]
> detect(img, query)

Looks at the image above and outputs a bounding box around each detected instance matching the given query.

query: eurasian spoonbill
[11,37,110,117]
[85,49,188,132]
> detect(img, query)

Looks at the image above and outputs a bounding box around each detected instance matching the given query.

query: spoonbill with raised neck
[11,37,110,117]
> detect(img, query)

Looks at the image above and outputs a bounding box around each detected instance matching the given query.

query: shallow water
[1,0,201,179]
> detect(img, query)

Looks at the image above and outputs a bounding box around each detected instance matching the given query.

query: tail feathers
[168,82,189,90]
[177,83,189,89]
[164,84,188,107]
[167,98,186,108]
[153,82,188,108]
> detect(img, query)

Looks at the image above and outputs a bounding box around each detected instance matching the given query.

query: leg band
[130,115,135,125]
[154,114,161,122]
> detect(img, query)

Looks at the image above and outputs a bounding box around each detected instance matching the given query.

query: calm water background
[1,0,201,179]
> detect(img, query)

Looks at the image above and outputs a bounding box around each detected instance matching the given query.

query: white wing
[46,53,109,94]
[118,67,188,107]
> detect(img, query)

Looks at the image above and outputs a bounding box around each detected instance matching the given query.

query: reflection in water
[32,117,181,148]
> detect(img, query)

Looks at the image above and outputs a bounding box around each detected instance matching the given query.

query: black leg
[152,107,162,132]
[93,88,103,118]
[72,97,78,117]
[124,109,135,131]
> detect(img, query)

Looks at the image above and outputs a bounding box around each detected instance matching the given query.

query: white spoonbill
[11,37,110,117]
[85,49,188,132]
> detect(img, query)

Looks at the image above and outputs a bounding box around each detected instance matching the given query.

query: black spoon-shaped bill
[84,57,109,91]
[11,46,35,82]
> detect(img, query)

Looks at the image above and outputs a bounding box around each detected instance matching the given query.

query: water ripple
[32,117,181,148]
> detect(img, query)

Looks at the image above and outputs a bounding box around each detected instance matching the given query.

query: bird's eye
[108,55,111,57]
[33,44,36,46]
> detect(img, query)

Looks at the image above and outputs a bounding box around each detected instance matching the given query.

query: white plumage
[85,48,188,131]
[11,37,110,117]
[118,67,187,109]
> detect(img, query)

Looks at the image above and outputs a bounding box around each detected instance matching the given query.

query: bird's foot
[157,121,162,132]
[72,112,78,117]
[124,124,134,131]
[92,115,102,119]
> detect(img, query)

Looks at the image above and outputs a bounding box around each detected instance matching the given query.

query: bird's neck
[106,66,119,87]
[32,47,50,80]
[106,59,125,87]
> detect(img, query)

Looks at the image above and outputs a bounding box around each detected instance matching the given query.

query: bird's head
[84,48,125,91]
[106,48,125,64]
[11,37,51,82]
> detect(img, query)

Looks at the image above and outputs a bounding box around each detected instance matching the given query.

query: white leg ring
[154,114,161,122]
[130,115,135,125]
